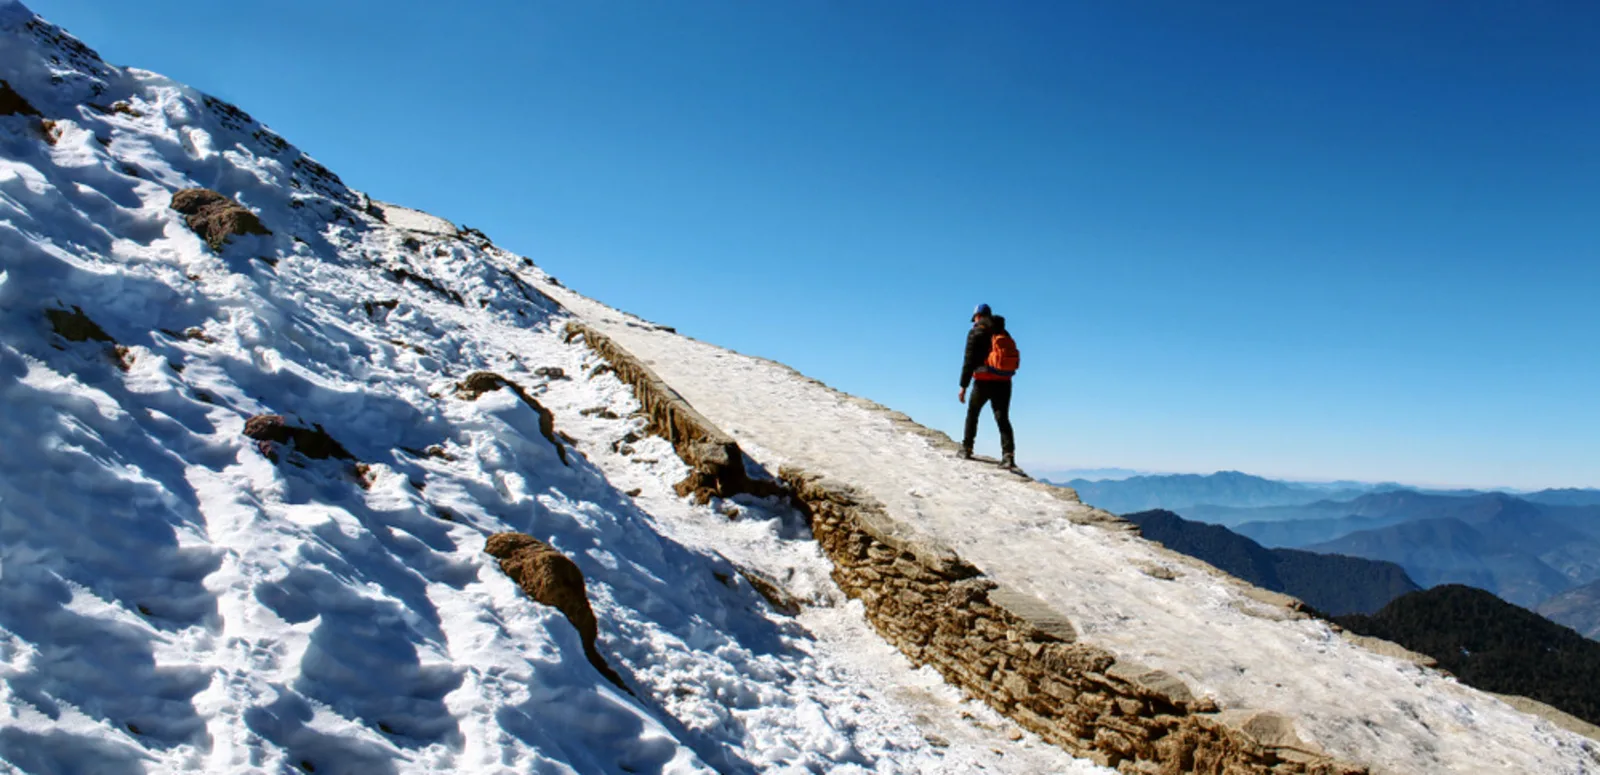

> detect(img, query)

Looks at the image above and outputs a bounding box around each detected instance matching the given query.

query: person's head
[972,303,992,324]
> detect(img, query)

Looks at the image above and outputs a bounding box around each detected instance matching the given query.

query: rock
[1104,660,1196,707]
[485,532,626,690]
[170,188,271,251]
[242,414,354,461]
[0,79,40,116]
[454,371,567,465]
[737,566,802,616]
[362,299,398,318]
[1215,709,1322,755]
[534,366,568,380]
[45,306,112,342]
[1137,563,1178,581]
[989,586,1078,643]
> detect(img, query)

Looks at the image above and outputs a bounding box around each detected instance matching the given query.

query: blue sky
[28,1,1600,488]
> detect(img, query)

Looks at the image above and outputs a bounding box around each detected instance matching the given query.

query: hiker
[958,303,1019,468]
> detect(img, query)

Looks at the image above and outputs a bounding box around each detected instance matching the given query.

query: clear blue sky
[28,1,1600,488]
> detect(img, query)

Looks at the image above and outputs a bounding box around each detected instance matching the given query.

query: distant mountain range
[1527,489,1600,507]
[1123,510,1419,615]
[1309,517,1580,608]
[1060,470,1599,519]
[1074,473,1600,631]
[1218,493,1600,610]
[1201,490,1542,531]
[1337,585,1600,727]
[1063,471,1371,514]
[1031,466,1146,482]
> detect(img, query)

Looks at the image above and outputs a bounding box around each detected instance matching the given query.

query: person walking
[958,303,1019,468]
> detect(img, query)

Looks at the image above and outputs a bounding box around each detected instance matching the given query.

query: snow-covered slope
[0,4,1114,774]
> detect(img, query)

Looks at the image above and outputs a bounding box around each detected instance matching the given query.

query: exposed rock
[362,298,398,318]
[673,440,752,504]
[534,366,568,380]
[455,371,567,465]
[737,566,802,616]
[158,325,217,344]
[242,414,354,462]
[387,267,464,305]
[0,79,40,116]
[353,462,378,490]
[170,188,271,251]
[780,463,1364,773]
[485,532,625,690]
[45,306,112,342]
[386,338,425,355]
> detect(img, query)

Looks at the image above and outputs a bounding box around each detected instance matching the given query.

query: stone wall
[781,469,1363,775]
[566,320,1366,775]
[564,322,756,502]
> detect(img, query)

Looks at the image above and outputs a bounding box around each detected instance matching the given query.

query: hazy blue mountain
[1234,514,1413,549]
[1063,471,1370,514]
[1124,510,1419,615]
[1526,488,1600,507]
[1307,518,1577,608]
[1539,505,1600,545]
[1539,580,1600,641]
[1337,584,1600,726]
[1033,467,1146,483]
[1204,490,1547,534]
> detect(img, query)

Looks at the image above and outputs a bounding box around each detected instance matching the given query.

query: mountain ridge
[1123,509,1420,615]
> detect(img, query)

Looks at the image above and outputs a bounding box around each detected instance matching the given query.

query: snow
[0,6,1113,774]
[376,203,458,238]
[540,289,1600,773]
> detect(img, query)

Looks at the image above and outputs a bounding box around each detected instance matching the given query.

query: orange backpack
[986,331,1020,375]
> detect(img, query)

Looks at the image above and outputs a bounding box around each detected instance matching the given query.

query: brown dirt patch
[170,188,271,251]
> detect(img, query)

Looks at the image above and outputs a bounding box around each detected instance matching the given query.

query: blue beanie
[973,303,992,318]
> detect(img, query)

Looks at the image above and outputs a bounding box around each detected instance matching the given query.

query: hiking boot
[959,447,973,460]
[1000,453,1016,469]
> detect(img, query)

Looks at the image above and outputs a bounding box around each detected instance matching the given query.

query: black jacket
[960,315,1007,388]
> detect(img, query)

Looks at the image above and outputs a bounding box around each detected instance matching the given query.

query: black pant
[963,380,1014,455]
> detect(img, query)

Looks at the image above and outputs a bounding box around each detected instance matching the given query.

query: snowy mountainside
[0,4,1111,774]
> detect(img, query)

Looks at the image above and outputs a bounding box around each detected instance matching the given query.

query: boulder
[485,532,625,689]
[170,188,270,251]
